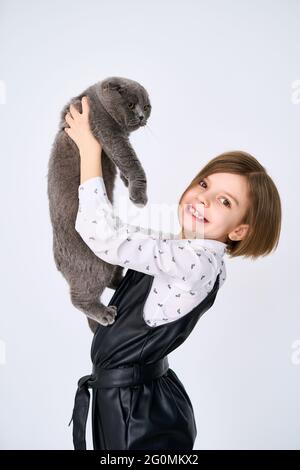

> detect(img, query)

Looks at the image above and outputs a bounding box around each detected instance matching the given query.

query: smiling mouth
[186,204,209,223]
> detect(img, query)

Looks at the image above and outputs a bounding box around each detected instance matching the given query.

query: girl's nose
[197,199,209,208]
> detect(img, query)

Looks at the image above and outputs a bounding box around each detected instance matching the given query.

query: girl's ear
[229,224,250,241]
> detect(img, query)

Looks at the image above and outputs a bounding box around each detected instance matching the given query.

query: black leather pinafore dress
[69,267,221,450]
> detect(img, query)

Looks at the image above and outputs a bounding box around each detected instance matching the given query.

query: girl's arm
[64,97,218,290]
[79,146,102,184]
[64,96,103,184]
[75,175,216,290]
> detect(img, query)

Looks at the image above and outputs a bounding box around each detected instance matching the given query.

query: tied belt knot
[68,356,169,450]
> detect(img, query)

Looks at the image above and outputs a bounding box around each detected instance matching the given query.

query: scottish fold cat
[47,76,151,333]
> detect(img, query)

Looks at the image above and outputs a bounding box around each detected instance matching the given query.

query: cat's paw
[129,189,148,207]
[96,305,118,326]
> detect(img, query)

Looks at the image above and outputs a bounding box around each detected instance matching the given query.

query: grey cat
[47,76,152,334]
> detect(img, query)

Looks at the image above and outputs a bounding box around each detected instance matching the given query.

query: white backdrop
[0,0,299,450]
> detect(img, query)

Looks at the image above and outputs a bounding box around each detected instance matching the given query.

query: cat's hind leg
[70,286,117,328]
[107,265,125,290]
[87,317,99,334]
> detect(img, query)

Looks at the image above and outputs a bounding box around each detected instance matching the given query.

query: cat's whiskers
[142,123,161,143]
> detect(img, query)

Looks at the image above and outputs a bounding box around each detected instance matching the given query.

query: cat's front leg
[119,172,129,187]
[103,136,148,207]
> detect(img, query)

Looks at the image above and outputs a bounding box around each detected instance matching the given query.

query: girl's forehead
[201,172,248,190]
[206,172,244,182]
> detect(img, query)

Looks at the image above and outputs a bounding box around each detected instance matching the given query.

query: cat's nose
[139,115,144,121]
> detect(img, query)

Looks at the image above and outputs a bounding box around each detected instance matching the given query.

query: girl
[66,96,281,450]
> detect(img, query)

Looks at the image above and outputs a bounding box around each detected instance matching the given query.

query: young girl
[66,97,281,450]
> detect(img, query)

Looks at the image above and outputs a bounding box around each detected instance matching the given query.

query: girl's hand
[64,96,102,156]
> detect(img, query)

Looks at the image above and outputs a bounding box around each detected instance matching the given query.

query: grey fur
[47,77,151,334]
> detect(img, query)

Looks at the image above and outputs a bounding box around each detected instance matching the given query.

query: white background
[0,0,299,450]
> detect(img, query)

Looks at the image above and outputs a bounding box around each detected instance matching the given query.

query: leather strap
[68,357,169,450]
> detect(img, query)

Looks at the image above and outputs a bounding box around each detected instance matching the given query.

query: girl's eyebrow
[205,176,239,206]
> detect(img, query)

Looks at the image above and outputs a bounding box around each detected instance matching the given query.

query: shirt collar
[191,238,227,256]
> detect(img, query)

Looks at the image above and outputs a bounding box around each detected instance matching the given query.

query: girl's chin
[182,222,207,238]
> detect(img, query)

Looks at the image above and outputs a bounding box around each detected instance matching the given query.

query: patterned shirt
[75,176,227,327]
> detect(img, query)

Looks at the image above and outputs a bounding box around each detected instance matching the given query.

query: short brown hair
[178,150,282,260]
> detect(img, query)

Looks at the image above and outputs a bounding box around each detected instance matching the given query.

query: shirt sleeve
[75,176,217,288]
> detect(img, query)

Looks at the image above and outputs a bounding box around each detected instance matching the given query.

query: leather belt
[68,356,169,450]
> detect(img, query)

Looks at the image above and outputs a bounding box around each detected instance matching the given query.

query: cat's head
[98,77,151,131]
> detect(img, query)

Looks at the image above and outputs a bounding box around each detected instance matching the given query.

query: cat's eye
[144,104,151,111]
[128,102,135,110]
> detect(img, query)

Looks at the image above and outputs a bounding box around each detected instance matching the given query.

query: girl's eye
[220,197,231,208]
[198,179,231,208]
[128,103,135,110]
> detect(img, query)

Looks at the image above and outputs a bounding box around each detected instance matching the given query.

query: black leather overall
[69,268,220,450]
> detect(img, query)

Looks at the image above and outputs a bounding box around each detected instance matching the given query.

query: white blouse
[75,176,227,327]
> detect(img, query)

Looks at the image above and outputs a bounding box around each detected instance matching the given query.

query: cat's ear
[103,79,125,95]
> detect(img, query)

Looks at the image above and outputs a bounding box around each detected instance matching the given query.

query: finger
[64,127,75,140]
[69,103,81,118]
[65,112,74,125]
[81,96,90,116]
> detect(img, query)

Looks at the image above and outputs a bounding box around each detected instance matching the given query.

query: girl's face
[178,172,250,243]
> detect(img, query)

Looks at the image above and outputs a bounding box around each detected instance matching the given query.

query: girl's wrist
[79,141,102,160]
[80,152,103,183]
